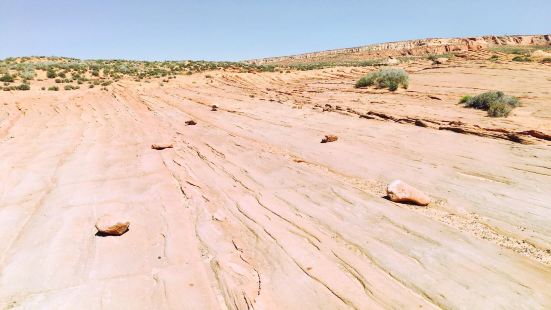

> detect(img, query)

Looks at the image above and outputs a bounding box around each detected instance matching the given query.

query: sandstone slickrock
[95,216,130,236]
[386,180,431,206]
[321,135,338,143]
[3,45,551,309]
[151,143,173,150]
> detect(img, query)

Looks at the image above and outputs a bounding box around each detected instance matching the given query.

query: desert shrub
[17,84,30,90]
[47,69,57,78]
[64,85,79,90]
[512,56,531,62]
[487,101,513,117]
[20,68,36,80]
[101,80,112,86]
[459,95,472,104]
[355,68,409,91]
[542,58,551,63]
[48,86,59,91]
[489,55,499,61]
[462,91,519,117]
[89,84,94,88]
[41,86,46,90]
[0,73,14,83]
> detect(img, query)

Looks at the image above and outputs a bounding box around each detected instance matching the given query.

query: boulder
[321,135,338,143]
[151,144,173,150]
[96,216,130,236]
[386,180,431,206]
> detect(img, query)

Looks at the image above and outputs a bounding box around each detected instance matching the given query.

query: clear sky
[1,0,549,61]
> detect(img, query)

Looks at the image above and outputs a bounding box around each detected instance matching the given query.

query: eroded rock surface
[1,53,551,309]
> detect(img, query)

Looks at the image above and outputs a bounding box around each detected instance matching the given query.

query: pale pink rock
[387,180,431,206]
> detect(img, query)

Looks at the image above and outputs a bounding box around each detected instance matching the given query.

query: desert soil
[1,55,551,309]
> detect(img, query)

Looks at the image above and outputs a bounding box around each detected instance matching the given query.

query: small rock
[321,135,338,143]
[151,144,173,150]
[386,180,431,206]
[185,120,197,125]
[211,105,218,111]
[96,216,130,236]
[434,57,448,65]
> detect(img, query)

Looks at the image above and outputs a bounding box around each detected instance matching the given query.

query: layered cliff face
[248,35,551,64]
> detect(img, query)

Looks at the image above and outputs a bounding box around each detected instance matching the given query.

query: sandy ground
[1,57,551,309]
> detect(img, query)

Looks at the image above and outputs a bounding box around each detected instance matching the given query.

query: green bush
[20,68,36,80]
[462,91,519,117]
[48,86,59,91]
[355,68,409,91]
[0,73,14,83]
[487,101,513,117]
[47,69,57,78]
[64,85,80,90]
[459,95,472,104]
[489,55,499,61]
[17,84,30,90]
[512,56,531,62]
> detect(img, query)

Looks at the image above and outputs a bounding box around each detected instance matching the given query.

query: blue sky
[1,1,549,61]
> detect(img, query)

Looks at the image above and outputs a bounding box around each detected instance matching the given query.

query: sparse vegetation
[64,85,80,90]
[0,73,14,83]
[47,69,57,78]
[487,101,513,117]
[461,91,520,117]
[17,84,30,91]
[489,55,499,61]
[459,95,472,104]
[512,56,532,62]
[48,86,59,91]
[542,58,551,63]
[355,68,409,91]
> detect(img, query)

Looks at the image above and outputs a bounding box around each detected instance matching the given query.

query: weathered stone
[321,135,338,143]
[96,216,130,236]
[185,120,197,125]
[151,144,173,150]
[387,180,431,206]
